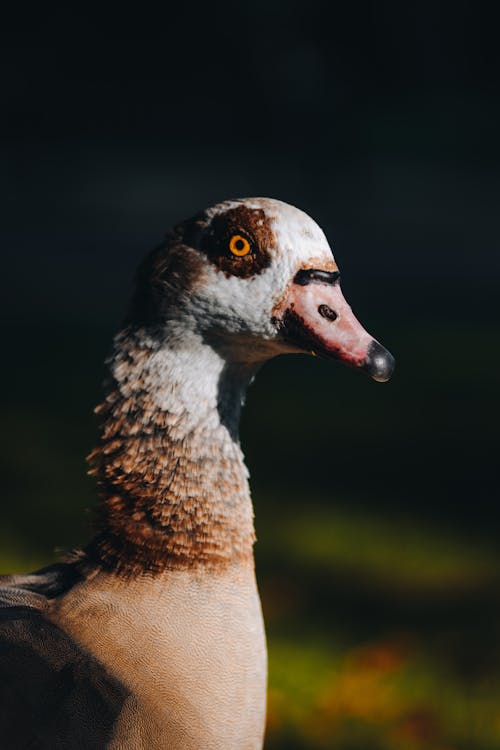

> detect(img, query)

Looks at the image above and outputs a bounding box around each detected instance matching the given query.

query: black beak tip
[365,340,395,382]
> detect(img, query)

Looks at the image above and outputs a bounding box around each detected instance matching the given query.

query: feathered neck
[85,326,257,576]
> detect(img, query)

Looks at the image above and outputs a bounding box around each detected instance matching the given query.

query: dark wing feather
[0,564,129,750]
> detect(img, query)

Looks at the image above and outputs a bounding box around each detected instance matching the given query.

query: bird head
[127,197,394,382]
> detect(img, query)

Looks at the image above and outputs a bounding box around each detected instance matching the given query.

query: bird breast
[50,564,267,750]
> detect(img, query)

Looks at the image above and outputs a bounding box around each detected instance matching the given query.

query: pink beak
[275,269,394,382]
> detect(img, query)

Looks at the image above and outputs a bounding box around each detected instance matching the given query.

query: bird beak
[274,268,395,382]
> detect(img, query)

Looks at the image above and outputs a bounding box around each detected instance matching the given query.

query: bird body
[51,566,266,749]
[0,198,394,748]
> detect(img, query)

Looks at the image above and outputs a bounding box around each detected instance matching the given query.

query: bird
[0,197,394,749]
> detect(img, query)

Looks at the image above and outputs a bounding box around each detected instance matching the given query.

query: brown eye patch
[200,205,276,278]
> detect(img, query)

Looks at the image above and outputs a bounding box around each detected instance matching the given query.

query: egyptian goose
[0,198,394,749]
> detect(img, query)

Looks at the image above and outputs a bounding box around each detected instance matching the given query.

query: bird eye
[228,234,251,257]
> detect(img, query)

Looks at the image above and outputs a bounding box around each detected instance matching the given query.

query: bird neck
[85,326,257,576]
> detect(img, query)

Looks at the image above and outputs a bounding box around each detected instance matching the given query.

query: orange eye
[229,234,251,257]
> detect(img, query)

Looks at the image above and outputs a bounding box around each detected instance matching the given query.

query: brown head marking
[200,205,276,279]
[125,226,206,327]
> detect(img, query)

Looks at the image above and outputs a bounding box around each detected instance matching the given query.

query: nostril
[318,304,338,321]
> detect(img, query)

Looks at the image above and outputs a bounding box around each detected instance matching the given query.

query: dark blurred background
[1,3,499,748]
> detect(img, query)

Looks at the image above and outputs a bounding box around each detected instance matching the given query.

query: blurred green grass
[262,502,498,592]
[255,496,500,749]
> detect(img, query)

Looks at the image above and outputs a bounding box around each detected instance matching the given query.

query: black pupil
[235,238,245,251]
